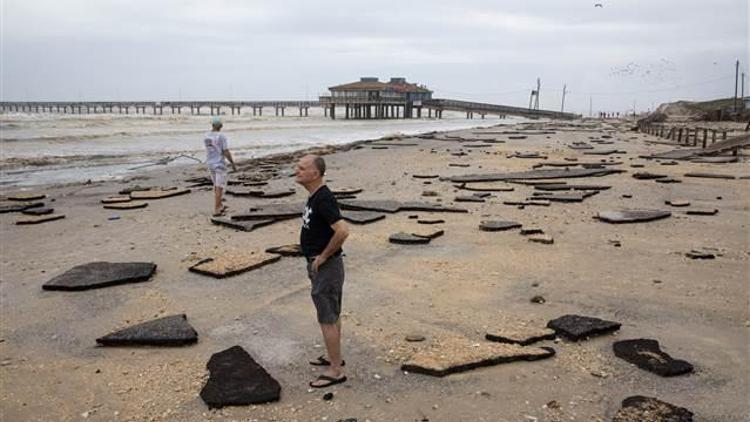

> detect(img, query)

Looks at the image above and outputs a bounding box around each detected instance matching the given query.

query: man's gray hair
[313,156,326,176]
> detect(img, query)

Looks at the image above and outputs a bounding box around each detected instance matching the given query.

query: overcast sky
[1,0,747,114]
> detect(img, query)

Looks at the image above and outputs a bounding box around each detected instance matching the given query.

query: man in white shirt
[204,117,237,216]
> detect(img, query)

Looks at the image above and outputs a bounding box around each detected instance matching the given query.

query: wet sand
[1,119,748,421]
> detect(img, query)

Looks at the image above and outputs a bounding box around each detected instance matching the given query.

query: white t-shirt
[204,131,228,170]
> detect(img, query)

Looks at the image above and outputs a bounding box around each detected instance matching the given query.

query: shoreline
[0,120,508,193]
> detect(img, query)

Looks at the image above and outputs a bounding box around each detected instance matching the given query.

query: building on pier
[319,77,434,119]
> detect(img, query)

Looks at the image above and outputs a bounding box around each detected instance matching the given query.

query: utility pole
[534,78,541,110]
[633,100,636,116]
[561,84,567,113]
[589,96,592,117]
[734,60,739,111]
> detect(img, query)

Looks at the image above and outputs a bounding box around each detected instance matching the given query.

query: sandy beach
[1,119,748,421]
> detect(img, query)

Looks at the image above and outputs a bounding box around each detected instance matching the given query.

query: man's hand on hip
[312,255,326,272]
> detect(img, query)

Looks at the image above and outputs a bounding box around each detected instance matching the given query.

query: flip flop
[212,206,228,217]
[309,374,347,388]
[308,355,346,367]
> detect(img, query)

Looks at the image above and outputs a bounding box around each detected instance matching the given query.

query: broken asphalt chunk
[451,168,621,183]
[21,207,54,216]
[389,232,431,245]
[485,326,556,346]
[632,172,667,180]
[15,214,65,225]
[546,314,621,341]
[479,221,522,231]
[613,396,693,422]
[232,203,304,221]
[685,209,718,216]
[211,217,276,232]
[596,210,671,224]
[412,229,444,239]
[401,337,554,377]
[684,172,735,180]
[42,262,156,291]
[200,345,281,408]
[0,201,44,213]
[5,193,46,201]
[341,210,386,224]
[96,314,198,347]
[103,201,148,210]
[612,339,694,377]
[189,251,281,278]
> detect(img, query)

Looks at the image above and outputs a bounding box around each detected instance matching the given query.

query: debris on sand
[596,210,671,224]
[612,396,693,422]
[96,314,198,347]
[189,251,281,278]
[401,336,555,377]
[612,339,694,377]
[42,262,156,291]
[547,314,621,341]
[200,345,281,408]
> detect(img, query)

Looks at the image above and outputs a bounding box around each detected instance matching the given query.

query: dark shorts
[306,255,345,324]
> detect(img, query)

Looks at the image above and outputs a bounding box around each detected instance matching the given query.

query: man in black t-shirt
[295,154,350,388]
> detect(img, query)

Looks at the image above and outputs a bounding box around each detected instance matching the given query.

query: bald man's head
[295,154,326,186]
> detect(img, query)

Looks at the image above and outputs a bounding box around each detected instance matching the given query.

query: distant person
[204,117,236,216]
[295,154,350,388]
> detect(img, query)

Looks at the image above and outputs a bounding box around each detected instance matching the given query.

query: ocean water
[0,108,521,187]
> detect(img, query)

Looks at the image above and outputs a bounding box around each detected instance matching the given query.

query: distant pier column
[345,104,350,119]
[330,105,336,120]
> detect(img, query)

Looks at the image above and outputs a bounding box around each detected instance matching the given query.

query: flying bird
[594,3,603,7]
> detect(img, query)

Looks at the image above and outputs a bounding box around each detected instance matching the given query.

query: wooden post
[702,129,708,148]
[678,128,683,143]
[722,131,727,140]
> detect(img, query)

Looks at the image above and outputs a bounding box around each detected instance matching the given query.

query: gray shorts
[306,255,345,324]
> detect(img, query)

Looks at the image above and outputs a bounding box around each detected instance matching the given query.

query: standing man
[204,117,236,216]
[295,154,350,388]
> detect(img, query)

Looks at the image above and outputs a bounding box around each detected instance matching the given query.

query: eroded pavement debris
[612,396,693,422]
[200,345,281,408]
[546,314,621,341]
[612,339,694,377]
[96,314,198,347]
[400,336,555,377]
[42,262,157,291]
[189,250,281,278]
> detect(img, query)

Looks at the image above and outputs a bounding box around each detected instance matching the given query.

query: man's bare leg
[310,321,344,385]
[213,186,223,215]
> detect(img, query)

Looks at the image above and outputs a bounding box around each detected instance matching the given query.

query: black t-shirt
[300,185,343,257]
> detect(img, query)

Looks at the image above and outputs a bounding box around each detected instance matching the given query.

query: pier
[0,99,580,120]
[0,101,319,117]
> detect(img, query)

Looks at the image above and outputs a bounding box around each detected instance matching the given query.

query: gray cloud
[1,0,747,113]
